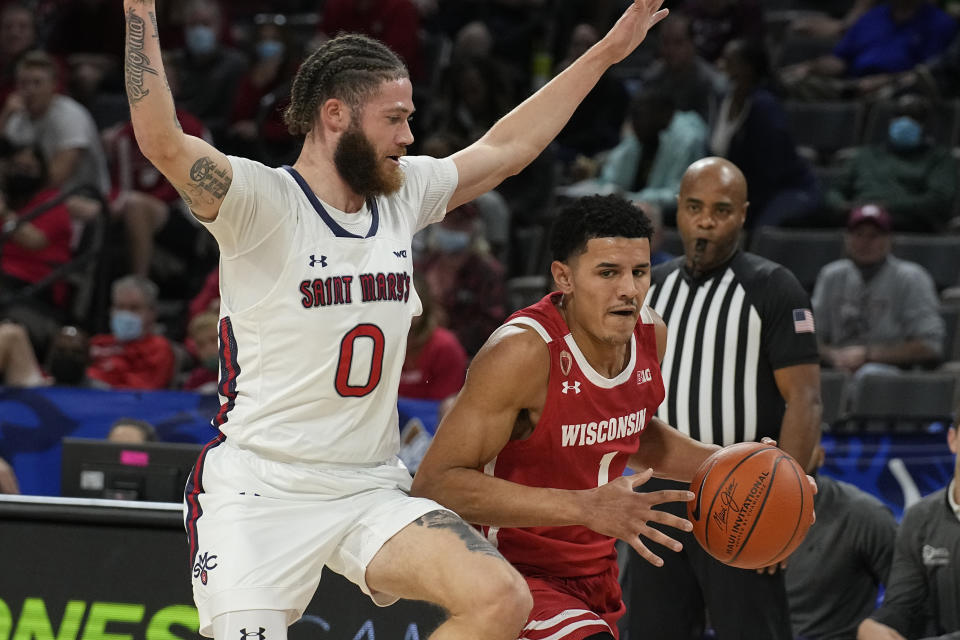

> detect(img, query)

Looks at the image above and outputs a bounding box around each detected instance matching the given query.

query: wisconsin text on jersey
[299,271,412,308]
[560,409,648,447]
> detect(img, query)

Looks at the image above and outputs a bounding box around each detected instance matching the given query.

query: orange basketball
[687,442,813,569]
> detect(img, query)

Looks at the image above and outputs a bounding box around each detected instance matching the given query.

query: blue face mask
[111,310,144,342]
[185,25,217,56]
[256,40,284,61]
[888,116,923,150]
[432,226,471,253]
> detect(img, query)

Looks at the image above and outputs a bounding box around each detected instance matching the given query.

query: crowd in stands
[0,2,958,638]
[0,0,954,404]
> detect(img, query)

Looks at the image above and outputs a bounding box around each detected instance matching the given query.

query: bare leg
[0,322,46,387]
[114,191,169,277]
[366,510,532,640]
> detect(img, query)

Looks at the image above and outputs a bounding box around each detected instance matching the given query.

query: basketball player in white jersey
[122,1,669,638]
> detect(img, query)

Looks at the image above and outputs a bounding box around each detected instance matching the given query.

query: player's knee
[460,564,531,638]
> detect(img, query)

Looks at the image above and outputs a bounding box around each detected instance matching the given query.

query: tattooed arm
[123,0,230,221]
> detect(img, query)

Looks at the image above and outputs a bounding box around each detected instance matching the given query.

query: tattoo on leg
[124,9,158,105]
[414,511,505,559]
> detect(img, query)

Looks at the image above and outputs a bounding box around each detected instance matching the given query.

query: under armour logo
[561,381,581,394]
[240,628,266,640]
[309,254,327,267]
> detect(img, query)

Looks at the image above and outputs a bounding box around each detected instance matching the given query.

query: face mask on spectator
[256,40,284,61]
[5,171,44,200]
[888,116,923,150]
[111,310,144,342]
[432,227,471,253]
[185,25,217,56]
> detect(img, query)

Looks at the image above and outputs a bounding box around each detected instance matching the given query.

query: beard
[333,124,405,198]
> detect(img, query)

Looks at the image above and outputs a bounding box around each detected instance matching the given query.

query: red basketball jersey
[482,292,665,577]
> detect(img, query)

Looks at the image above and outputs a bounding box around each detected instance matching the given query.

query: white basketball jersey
[200,155,458,464]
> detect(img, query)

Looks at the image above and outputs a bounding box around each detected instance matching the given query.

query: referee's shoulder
[735,251,811,296]
[651,255,685,282]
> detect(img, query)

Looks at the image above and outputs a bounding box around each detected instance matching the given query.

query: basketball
[687,442,813,570]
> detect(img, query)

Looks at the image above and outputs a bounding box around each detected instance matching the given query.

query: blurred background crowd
[0,0,958,421]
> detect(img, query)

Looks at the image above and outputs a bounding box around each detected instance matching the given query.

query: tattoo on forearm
[413,511,505,559]
[176,157,230,208]
[149,11,159,39]
[124,9,158,105]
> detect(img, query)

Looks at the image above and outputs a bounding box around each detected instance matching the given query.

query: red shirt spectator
[106,109,209,204]
[399,326,467,400]
[1,187,71,284]
[189,267,219,320]
[87,333,175,390]
[320,0,423,81]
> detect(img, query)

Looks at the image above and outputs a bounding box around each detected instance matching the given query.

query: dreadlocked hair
[283,33,408,136]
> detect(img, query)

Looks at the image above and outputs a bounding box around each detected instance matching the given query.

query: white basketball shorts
[183,439,448,637]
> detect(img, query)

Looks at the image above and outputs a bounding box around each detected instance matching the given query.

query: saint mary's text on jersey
[299,271,412,308]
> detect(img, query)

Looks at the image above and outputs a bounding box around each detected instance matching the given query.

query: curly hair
[283,33,408,136]
[550,195,654,263]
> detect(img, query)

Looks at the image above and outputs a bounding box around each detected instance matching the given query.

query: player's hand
[601,0,669,64]
[584,468,694,567]
[857,618,907,640]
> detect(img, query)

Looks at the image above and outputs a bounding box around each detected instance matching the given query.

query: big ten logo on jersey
[299,272,411,308]
[637,368,652,384]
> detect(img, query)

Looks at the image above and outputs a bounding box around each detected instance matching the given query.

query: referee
[622,157,822,640]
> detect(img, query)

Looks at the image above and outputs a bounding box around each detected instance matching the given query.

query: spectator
[553,23,630,164]
[635,200,675,266]
[825,93,957,232]
[712,38,822,227]
[0,2,39,106]
[857,418,960,639]
[639,12,727,123]
[399,277,467,402]
[318,0,422,82]
[103,95,210,277]
[0,320,46,386]
[562,89,708,216]
[417,202,506,357]
[0,455,19,493]
[0,50,109,195]
[107,417,158,444]
[87,275,175,390]
[0,143,72,309]
[812,204,945,390]
[682,0,766,62]
[188,266,219,321]
[425,56,514,145]
[787,0,878,39]
[224,19,300,165]
[786,436,898,640]
[43,325,91,387]
[781,0,958,100]
[167,0,247,141]
[180,309,218,393]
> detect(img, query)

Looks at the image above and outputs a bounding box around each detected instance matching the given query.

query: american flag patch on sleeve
[793,308,815,333]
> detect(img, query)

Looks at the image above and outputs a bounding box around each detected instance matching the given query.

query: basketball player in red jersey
[412,194,722,640]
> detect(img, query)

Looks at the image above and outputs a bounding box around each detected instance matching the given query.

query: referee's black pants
[620,477,793,640]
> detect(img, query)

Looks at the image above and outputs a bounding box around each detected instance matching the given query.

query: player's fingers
[807,474,818,495]
[629,467,654,488]
[760,437,778,447]
[646,488,694,505]
[649,8,669,27]
[637,524,683,553]
[628,537,665,567]
[644,510,693,533]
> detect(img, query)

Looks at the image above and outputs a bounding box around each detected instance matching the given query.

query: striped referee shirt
[646,251,819,446]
